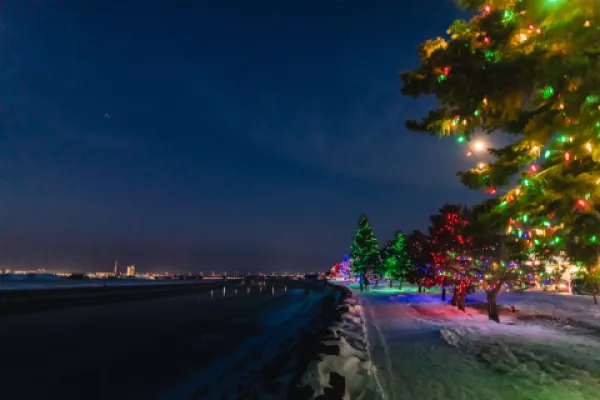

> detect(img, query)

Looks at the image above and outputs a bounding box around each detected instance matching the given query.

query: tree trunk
[450,286,458,306]
[487,291,500,322]
[418,284,422,293]
[594,290,598,305]
[398,278,404,290]
[389,279,393,288]
[441,286,446,301]
[458,291,466,311]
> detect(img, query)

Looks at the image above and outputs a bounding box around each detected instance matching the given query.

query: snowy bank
[161,282,343,400]
[299,289,384,399]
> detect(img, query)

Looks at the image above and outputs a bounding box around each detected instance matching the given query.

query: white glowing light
[472,140,486,152]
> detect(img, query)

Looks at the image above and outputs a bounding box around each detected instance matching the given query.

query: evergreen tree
[427,204,475,309]
[350,215,380,277]
[380,241,394,285]
[467,201,536,321]
[381,231,411,288]
[402,0,600,301]
[405,230,435,292]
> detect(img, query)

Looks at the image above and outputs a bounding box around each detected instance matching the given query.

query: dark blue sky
[0,0,482,273]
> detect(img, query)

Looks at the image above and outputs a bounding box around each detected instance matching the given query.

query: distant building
[126,265,136,277]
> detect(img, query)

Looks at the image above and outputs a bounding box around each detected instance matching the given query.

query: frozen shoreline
[0,279,339,399]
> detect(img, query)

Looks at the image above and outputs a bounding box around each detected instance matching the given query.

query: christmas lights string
[437,2,599,263]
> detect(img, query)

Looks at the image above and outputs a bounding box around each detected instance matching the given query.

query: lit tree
[350,215,380,278]
[467,201,536,321]
[381,231,411,288]
[405,229,435,292]
[427,204,474,309]
[340,254,351,278]
[567,238,600,303]
[401,0,600,302]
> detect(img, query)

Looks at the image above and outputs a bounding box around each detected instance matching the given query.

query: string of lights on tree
[404,0,600,273]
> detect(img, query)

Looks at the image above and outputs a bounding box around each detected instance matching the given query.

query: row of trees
[348,201,597,323]
[380,0,600,321]
[349,215,412,290]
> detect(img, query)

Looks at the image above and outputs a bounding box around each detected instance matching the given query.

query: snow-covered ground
[308,283,600,399]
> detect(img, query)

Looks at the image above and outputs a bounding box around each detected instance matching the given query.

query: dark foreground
[0,280,346,400]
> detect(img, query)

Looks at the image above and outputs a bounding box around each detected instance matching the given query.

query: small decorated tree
[350,215,380,280]
[427,204,474,308]
[381,231,411,289]
[340,254,351,279]
[467,200,541,322]
[405,230,435,292]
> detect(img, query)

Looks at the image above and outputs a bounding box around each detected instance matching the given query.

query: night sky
[0,0,483,273]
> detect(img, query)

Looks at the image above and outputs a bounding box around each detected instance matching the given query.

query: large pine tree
[402,0,600,298]
[350,215,380,277]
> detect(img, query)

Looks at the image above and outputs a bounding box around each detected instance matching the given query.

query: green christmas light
[523,179,530,186]
[544,150,551,158]
[558,135,567,143]
[438,74,447,82]
[473,110,479,116]
[590,235,597,243]
[523,215,528,222]
[457,135,466,143]
[541,86,554,99]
